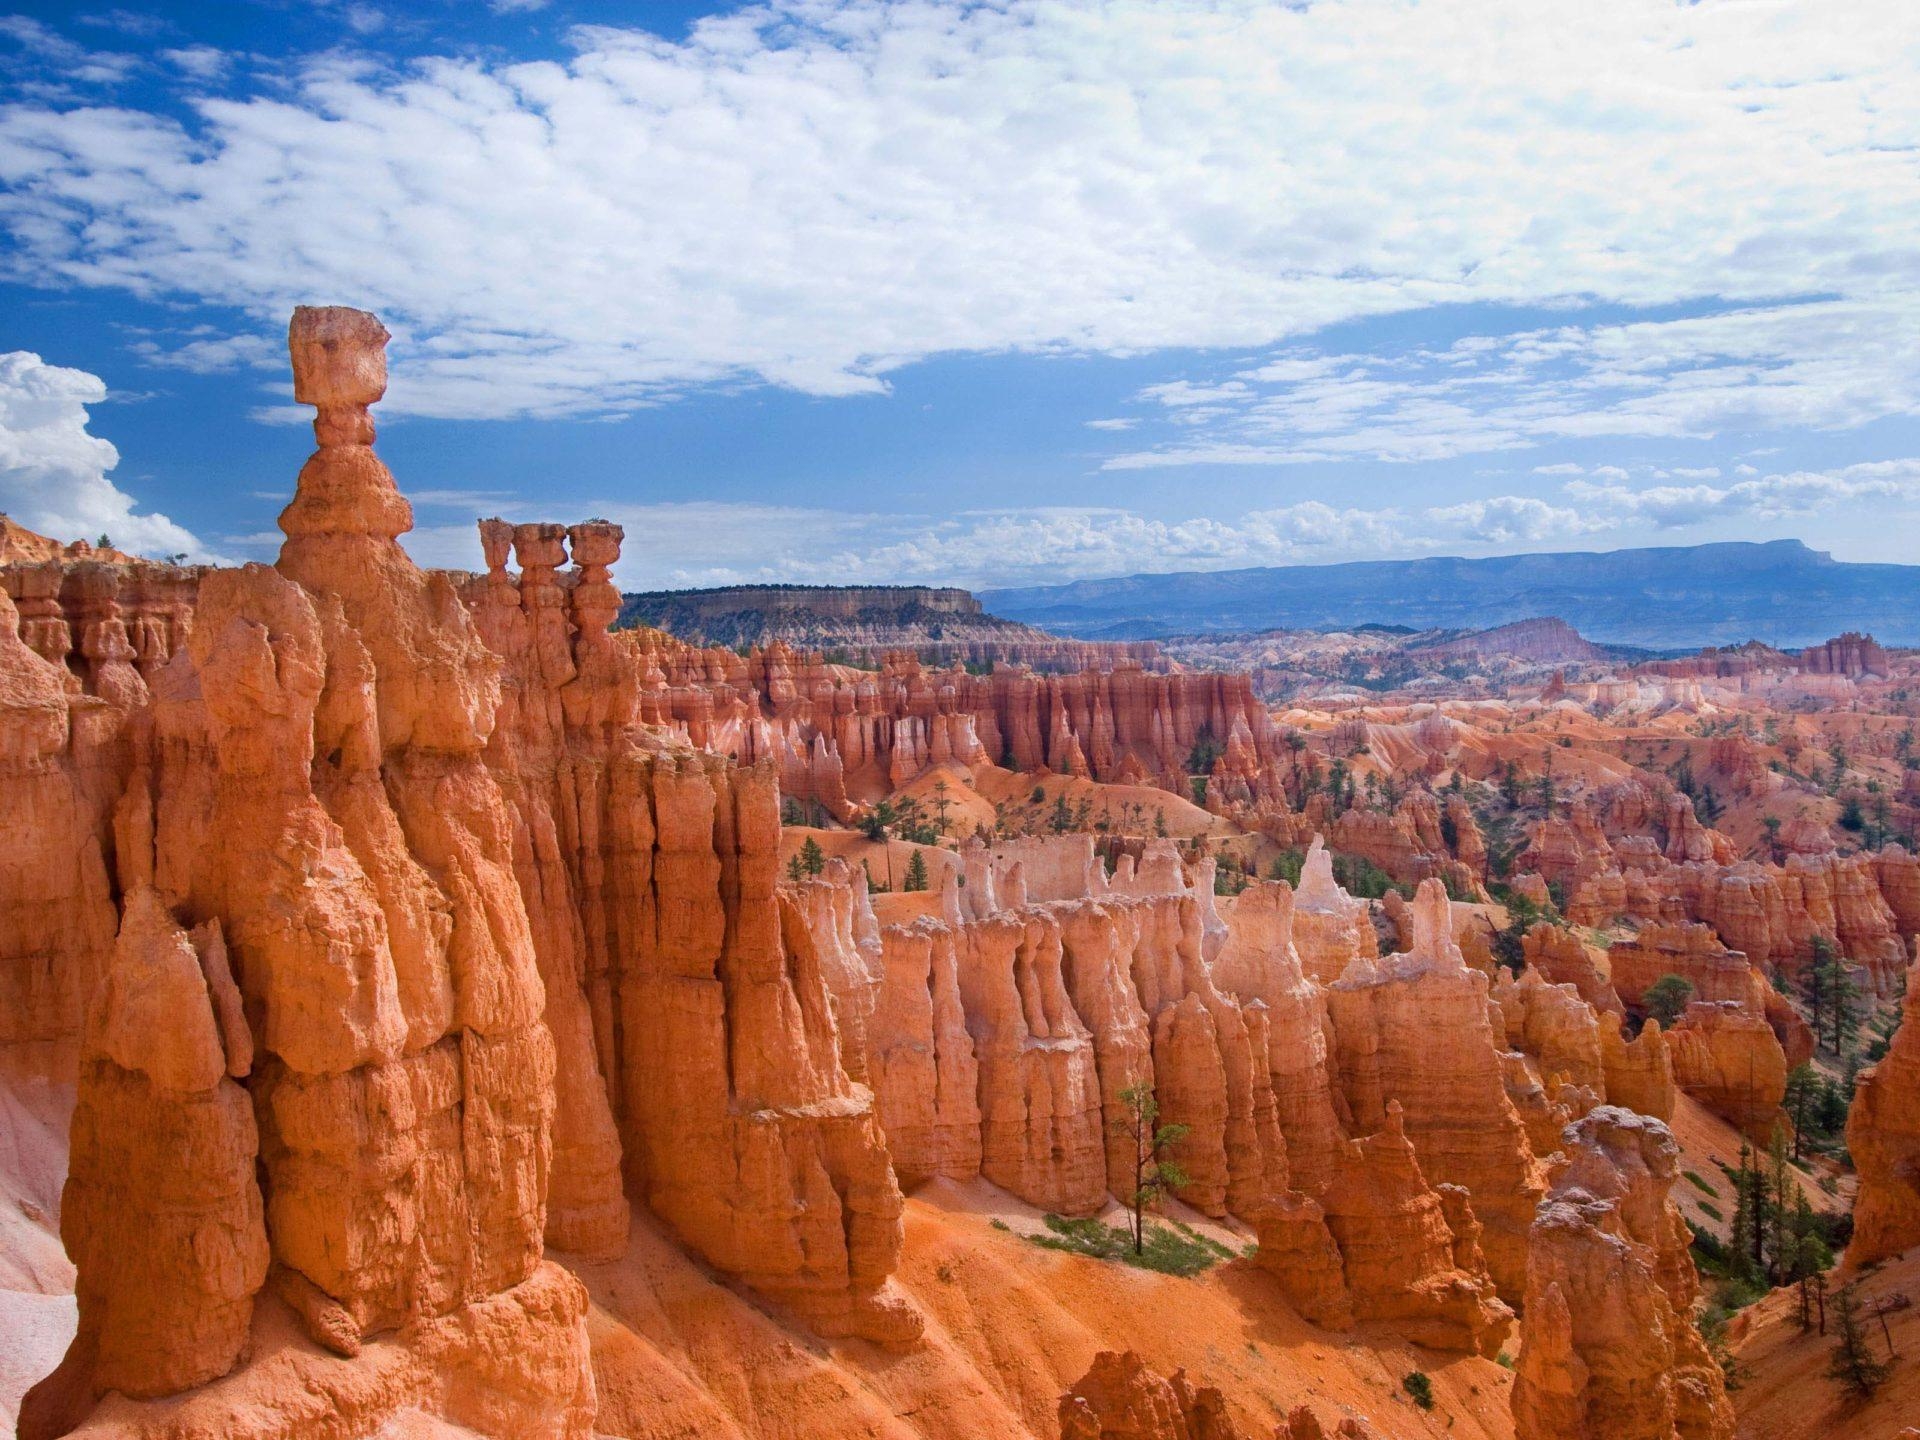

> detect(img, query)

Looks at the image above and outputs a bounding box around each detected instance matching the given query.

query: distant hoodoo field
[1,310,1916,1440]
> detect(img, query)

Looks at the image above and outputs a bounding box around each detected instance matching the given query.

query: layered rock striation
[1848,956,1920,1267]
[1512,1107,1734,1440]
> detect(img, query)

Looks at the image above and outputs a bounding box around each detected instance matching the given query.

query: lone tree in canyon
[1114,1082,1189,1256]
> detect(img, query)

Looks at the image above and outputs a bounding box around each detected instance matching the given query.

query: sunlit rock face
[1323,879,1545,1301]
[1849,957,1920,1269]
[1513,1107,1734,1440]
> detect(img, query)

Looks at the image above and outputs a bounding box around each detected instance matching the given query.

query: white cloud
[123,331,280,374]
[383,492,1610,590]
[159,46,231,82]
[1084,418,1136,431]
[489,0,552,12]
[0,352,214,559]
[1105,298,1920,470]
[1565,459,1920,529]
[0,1,1914,421]
[0,15,141,92]
[371,456,1920,589]
[1425,495,1597,545]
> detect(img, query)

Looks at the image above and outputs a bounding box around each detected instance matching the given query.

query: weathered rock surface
[856,841,1300,1223]
[24,892,267,1424]
[1259,1102,1512,1356]
[17,305,597,1438]
[1608,922,1810,1057]
[1665,1001,1788,1143]
[1058,1350,1240,1440]
[1212,881,1347,1199]
[1599,1020,1677,1123]
[1848,956,1920,1268]
[1512,1106,1734,1440]
[1290,838,1380,985]
[1324,880,1544,1299]
[1521,924,1619,1018]
[634,632,1288,818]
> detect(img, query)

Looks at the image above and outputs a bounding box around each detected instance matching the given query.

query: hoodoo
[0,304,1906,1440]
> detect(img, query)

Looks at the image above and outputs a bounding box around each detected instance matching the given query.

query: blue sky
[2,0,1918,589]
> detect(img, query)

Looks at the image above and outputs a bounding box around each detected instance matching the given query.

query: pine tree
[1728,1142,1759,1283]
[1828,962,1860,1055]
[798,836,827,876]
[1814,1074,1850,1134]
[1791,1195,1833,1331]
[902,849,929,893]
[1501,760,1522,807]
[1783,1063,1816,1161]
[1764,1124,1794,1283]
[1827,1283,1892,1397]
[1805,942,1832,1042]
[1113,1082,1189,1256]
[1644,974,1696,1029]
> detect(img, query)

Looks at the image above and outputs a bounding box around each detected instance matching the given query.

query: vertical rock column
[1848,956,1920,1267]
[1513,1107,1734,1440]
[470,518,629,1259]
[1324,879,1544,1300]
[256,307,554,1337]
[20,892,267,1437]
[0,589,118,1072]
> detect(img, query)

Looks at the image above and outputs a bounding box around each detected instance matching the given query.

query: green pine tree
[1764,1124,1794,1283]
[798,836,827,876]
[903,849,930,893]
[1644,973,1695,1029]
[1827,1283,1892,1397]
[1113,1082,1189,1257]
[1728,1142,1761,1284]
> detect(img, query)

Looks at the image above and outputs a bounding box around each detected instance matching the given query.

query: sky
[1,0,1918,591]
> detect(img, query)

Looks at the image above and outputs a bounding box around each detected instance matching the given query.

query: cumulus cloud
[0,352,213,558]
[0,0,1915,422]
[1425,496,1596,545]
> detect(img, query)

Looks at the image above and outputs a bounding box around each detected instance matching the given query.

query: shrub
[1402,1372,1434,1410]
[1644,973,1695,1029]
[1023,1214,1235,1278]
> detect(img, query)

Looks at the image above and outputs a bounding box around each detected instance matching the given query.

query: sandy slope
[1732,1244,1920,1440]
[577,1177,1517,1440]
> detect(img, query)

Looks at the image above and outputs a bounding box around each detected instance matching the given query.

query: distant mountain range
[980,540,1920,650]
